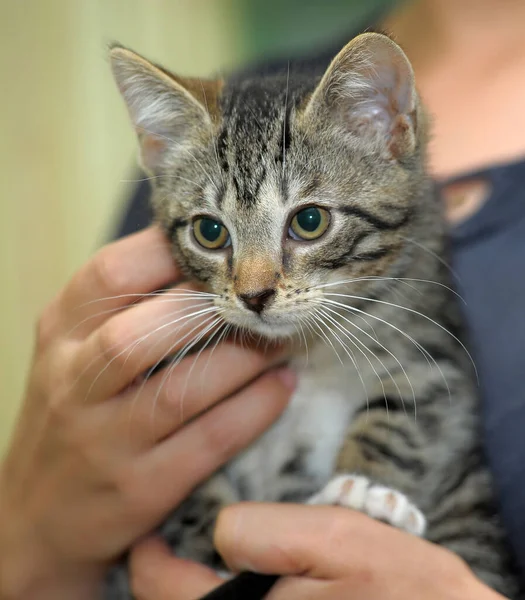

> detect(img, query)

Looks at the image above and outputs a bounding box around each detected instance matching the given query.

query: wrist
[0,568,104,600]
[0,529,105,600]
[0,485,104,600]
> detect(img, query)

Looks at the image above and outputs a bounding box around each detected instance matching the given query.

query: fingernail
[274,366,297,391]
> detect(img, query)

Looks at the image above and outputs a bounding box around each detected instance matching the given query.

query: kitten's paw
[307,474,426,536]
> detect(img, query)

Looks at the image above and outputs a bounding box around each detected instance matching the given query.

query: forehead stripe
[340,205,412,230]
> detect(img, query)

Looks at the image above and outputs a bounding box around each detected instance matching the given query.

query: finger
[267,577,333,600]
[270,564,480,600]
[214,503,436,580]
[59,227,180,336]
[132,368,296,515]
[130,537,221,600]
[71,284,219,401]
[115,342,288,447]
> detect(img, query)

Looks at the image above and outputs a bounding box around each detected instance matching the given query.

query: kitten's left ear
[109,45,222,173]
[304,33,421,160]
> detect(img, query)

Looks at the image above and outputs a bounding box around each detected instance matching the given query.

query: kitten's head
[110,34,432,339]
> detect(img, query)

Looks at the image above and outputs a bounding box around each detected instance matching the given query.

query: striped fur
[107,34,522,598]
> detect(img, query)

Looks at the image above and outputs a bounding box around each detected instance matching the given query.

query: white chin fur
[223,313,299,339]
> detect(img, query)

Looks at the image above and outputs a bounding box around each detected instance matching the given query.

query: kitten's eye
[193,217,230,249]
[289,206,330,241]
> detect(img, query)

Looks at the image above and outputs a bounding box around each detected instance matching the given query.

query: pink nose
[239,289,276,313]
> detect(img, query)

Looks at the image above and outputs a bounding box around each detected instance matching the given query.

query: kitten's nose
[239,289,276,314]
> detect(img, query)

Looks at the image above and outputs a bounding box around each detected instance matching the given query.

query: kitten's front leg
[308,402,434,537]
[160,473,239,569]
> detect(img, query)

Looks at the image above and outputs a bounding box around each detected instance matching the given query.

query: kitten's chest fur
[225,342,368,502]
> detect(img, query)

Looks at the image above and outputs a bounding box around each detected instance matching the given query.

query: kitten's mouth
[222,310,300,339]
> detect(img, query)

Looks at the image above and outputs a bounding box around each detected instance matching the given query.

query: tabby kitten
[107,33,521,598]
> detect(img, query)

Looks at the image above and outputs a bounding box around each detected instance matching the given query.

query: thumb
[130,537,222,600]
[213,502,420,580]
[213,503,360,579]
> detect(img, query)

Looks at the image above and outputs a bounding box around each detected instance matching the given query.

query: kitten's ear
[304,33,419,160]
[109,45,221,172]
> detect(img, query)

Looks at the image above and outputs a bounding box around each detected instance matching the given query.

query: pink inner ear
[342,50,416,157]
[351,89,393,137]
[139,132,167,170]
[388,114,415,159]
[343,82,416,159]
[348,41,414,119]
[365,42,414,114]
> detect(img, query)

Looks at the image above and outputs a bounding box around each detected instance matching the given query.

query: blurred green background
[243,0,393,59]
[0,0,393,454]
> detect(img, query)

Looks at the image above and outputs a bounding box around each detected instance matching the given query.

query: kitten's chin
[223,313,299,340]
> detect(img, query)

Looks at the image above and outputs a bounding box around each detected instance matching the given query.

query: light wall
[0,0,243,454]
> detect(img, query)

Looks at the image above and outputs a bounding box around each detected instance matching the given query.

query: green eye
[193,217,230,249]
[289,206,330,241]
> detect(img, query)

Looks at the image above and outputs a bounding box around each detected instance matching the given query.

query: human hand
[0,228,295,600]
[129,503,507,600]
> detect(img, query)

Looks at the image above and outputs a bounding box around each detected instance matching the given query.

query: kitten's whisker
[320,302,416,414]
[199,78,226,186]
[282,61,290,179]
[173,319,226,423]
[179,320,229,418]
[202,323,232,384]
[82,305,219,403]
[138,307,223,384]
[318,304,413,419]
[310,277,466,304]
[322,298,452,404]
[301,316,321,369]
[121,305,221,380]
[315,308,371,413]
[120,174,207,192]
[239,328,247,351]
[78,288,217,308]
[127,314,226,440]
[74,303,212,396]
[68,296,215,337]
[353,312,379,341]
[319,306,389,411]
[194,322,232,408]
[150,315,224,430]
[322,299,434,369]
[291,323,301,350]
[296,319,310,364]
[308,311,344,367]
[246,104,265,134]
[318,301,414,394]
[401,236,458,280]
[324,292,475,375]
[136,312,223,432]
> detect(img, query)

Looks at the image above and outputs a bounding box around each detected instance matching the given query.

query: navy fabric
[116,175,152,237]
[442,159,525,577]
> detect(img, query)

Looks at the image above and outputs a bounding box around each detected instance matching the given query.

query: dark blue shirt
[444,159,525,577]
